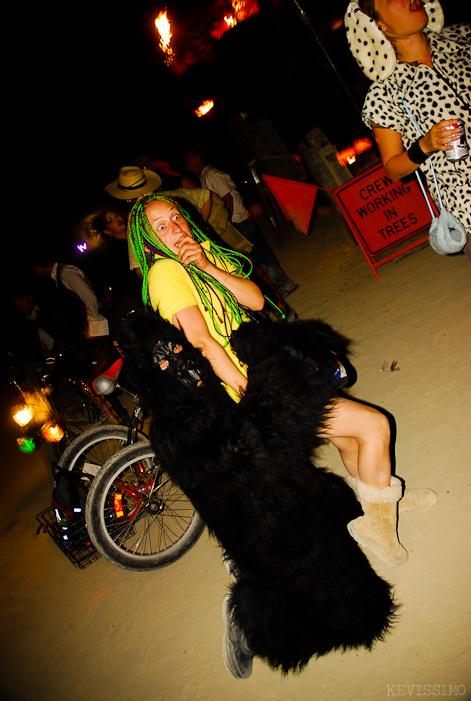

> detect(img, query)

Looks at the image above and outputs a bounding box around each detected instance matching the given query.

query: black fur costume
[118,307,398,674]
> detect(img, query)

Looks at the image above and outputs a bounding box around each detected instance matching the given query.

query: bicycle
[9,352,128,473]
[57,357,205,571]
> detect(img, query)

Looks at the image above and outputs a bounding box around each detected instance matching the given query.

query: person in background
[10,288,58,363]
[104,166,253,257]
[9,284,92,377]
[184,145,299,298]
[345,0,471,261]
[32,252,119,373]
[91,210,142,323]
[105,166,295,319]
[132,154,200,190]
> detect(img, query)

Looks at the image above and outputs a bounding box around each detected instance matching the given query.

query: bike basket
[36,506,101,570]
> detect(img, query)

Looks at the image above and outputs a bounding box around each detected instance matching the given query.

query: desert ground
[1,199,470,701]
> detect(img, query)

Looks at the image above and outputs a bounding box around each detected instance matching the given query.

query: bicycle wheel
[57,424,146,478]
[45,425,82,474]
[85,442,205,571]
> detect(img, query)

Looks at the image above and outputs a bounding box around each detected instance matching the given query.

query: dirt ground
[1,201,470,701]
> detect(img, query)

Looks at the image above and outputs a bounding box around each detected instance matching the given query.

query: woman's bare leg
[322,397,436,565]
[321,397,408,564]
[321,397,391,489]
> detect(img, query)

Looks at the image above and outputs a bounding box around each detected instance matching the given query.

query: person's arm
[200,193,212,220]
[60,267,102,320]
[221,192,234,218]
[173,305,248,396]
[202,170,234,218]
[374,120,463,181]
[177,237,265,311]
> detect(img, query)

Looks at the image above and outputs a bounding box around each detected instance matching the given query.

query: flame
[336,138,373,167]
[155,10,175,65]
[353,137,373,155]
[224,15,236,28]
[195,100,215,117]
[210,0,260,40]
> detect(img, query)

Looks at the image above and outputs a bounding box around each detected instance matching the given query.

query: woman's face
[374,0,428,39]
[104,212,127,238]
[145,200,192,255]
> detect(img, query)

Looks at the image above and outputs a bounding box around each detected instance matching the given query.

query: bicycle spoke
[85,442,205,570]
[101,458,198,556]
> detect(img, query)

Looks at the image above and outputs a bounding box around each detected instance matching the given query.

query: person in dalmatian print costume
[345,0,471,262]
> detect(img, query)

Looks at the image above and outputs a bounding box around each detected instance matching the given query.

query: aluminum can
[443,119,468,162]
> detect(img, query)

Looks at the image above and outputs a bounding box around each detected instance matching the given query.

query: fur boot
[348,476,408,566]
[397,486,438,513]
[345,475,438,513]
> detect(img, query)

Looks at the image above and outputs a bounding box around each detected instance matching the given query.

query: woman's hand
[176,236,210,270]
[374,119,463,181]
[176,236,265,312]
[419,119,462,155]
[173,305,248,397]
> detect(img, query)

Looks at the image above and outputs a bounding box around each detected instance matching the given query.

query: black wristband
[407,139,429,164]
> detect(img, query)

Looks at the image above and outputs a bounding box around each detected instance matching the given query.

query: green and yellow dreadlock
[128,194,255,342]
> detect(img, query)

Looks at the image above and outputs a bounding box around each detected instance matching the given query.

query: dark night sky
[13,0,468,261]
[25,1,366,224]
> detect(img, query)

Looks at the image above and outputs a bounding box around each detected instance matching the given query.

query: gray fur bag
[428,209,466,255]
[403,101,466,255]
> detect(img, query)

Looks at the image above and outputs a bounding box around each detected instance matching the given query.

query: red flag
[263,175,318,235]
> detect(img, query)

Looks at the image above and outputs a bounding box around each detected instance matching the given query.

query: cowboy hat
[105,166,163,200]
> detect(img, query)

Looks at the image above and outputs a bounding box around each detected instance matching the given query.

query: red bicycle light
[42,423,65,443]
[114,493,125,519]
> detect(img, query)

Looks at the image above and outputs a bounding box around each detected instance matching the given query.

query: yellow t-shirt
[147,242,248,402]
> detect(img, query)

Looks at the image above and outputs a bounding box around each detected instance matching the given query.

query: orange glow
[155,10,175,65]
[337,146,357,167]
[195,99,215,117]
[114,493,125,519]
[353,137,373,155]
[210,0,260,39]
[336,138,373,166]
[41,423,65,443]
[331,17,344,31]
[13,405,34,427]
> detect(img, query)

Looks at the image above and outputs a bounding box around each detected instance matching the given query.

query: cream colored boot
[397,486,437,512]
[347,476,408,566]
[345,475,437,513]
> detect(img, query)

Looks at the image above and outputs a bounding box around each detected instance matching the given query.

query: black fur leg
[117,307,397,674]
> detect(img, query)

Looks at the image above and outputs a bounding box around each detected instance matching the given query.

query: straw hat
[344,0,444,82]
[105,166,163,200]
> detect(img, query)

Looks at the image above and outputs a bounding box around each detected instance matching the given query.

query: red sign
[333,164,436,255]
[332,164,437,280]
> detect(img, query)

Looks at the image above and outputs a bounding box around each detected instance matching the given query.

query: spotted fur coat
[118,307,397,674]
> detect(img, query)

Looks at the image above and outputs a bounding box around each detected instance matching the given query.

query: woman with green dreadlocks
[128,194,265,402]
[128,193,437,580]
